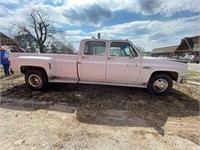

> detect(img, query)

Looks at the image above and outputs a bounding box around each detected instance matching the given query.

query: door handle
[82,56,89,59]
[107,57,114,60]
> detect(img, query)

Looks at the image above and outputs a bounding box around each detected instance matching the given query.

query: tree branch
[30,13,40,43]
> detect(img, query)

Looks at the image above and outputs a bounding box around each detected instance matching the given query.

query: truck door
[78,41,107,81]
[106,41,141,83]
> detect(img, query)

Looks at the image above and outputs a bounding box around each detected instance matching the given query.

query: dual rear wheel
[25,70,48,90]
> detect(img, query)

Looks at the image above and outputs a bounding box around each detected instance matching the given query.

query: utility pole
[97,33,101,39]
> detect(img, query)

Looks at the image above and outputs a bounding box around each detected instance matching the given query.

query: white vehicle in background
[192,56,200,64]
[10,39,188,95]
[183,53,194,63]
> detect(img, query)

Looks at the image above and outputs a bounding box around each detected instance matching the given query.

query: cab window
[84,41,106,56]
[110,42,138,57]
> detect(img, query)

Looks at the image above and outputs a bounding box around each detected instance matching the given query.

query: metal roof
[152,45,178,53]
[176,35,200,51]
[152,35,200,54]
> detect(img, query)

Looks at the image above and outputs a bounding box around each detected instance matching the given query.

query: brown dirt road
[0,72,200,150]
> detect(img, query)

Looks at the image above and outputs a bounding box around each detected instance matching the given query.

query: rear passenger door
[79,41,107,81]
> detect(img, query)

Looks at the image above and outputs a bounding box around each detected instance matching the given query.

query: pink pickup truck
[10,39,187,95]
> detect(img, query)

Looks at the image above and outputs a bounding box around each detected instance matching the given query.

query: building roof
[176,35,200,51]
[0,32,19,46]
[152,45,178,53]
[152,35,200,54]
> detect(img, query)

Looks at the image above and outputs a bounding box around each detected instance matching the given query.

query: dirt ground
[0,65,200,150]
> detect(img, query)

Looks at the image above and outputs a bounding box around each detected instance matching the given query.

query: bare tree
[50,40,75,54]
[14,34,37,53]
[136,45,145,52]
[12,8,58,53]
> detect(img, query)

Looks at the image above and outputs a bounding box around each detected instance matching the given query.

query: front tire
[25,69,48,90]
[147,74,173,95]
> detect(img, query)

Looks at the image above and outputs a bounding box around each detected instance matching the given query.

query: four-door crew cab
[10,39,188,95]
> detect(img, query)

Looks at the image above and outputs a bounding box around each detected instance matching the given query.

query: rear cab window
[84,41,106,56]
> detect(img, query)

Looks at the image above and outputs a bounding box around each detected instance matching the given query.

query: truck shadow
[1,83,199,135]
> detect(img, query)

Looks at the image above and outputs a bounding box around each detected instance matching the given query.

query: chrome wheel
[28,74,42,88]
[153,79,168,92]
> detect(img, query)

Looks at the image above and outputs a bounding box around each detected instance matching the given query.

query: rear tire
[147,74,173,95]
[25,69,48,90]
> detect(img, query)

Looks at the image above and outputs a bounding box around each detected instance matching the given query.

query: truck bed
[10,53,79,81]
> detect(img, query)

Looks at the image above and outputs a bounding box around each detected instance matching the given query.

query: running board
[48,77,78,83]
[48,77,147,88]
[79,81,147,88]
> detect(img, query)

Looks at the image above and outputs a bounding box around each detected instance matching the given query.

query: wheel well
[150,71,178,81]
[20,66,47,77]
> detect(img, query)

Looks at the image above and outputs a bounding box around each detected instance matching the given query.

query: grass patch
[187,70,200,82]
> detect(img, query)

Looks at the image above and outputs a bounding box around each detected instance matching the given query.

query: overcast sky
[0,0,200,51]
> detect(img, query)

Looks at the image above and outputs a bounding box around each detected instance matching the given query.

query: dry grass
[187,70,200,82]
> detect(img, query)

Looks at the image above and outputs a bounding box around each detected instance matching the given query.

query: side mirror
[129,53,135,59]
